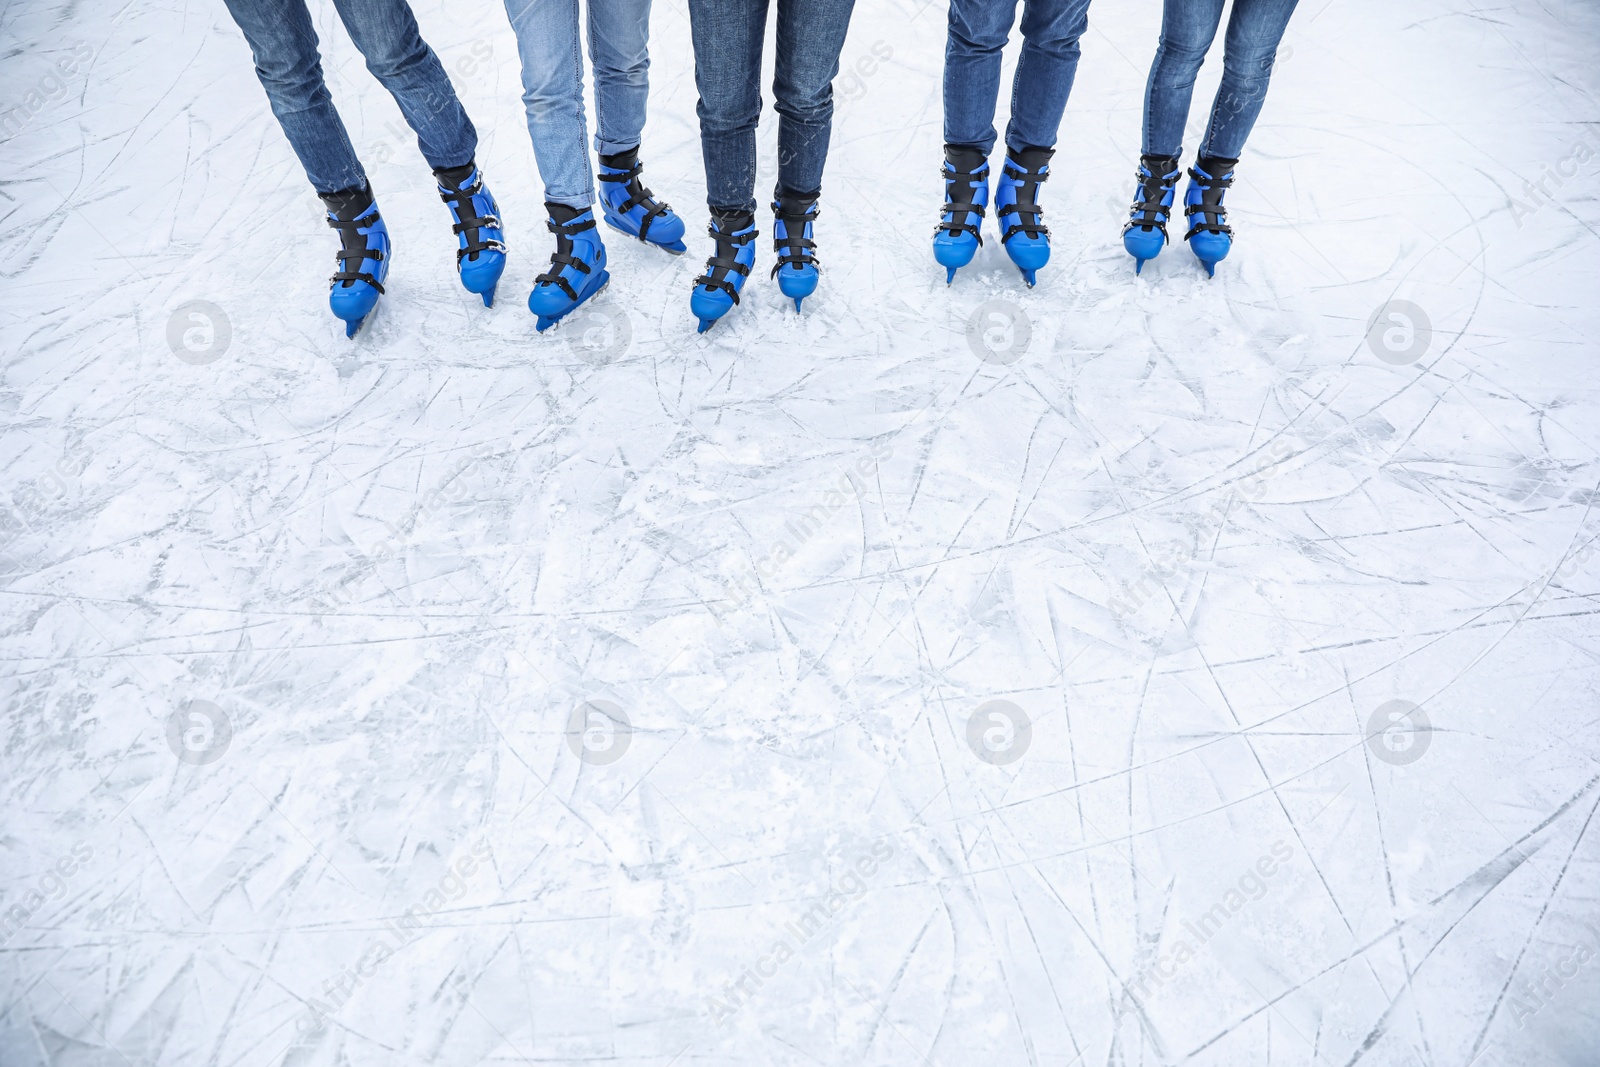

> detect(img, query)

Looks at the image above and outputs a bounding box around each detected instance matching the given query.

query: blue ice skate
[528,203,609,332]
[995,146,1053,287]
[598,147,686,254]
[1183,158,1237,277]
[771,192,819,312]
[1121,154,1181,274]
[435,162,507,307]
[690,210,757,333]
[322,186,390,338]
[933,145,988,284]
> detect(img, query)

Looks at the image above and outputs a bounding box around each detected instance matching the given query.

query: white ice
[2,0,1599,1063]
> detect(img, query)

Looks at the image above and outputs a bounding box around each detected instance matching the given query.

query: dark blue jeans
[1142,0,1298,159]
[687,0,857,213]
[223,0,477,194]
[944,0,1092,155]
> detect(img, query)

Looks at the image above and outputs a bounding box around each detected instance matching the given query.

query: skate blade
[481,285,495,308]
[340,312,370,339]
[945,266,957,284]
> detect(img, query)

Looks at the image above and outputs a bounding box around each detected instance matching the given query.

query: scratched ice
[2,0,1599,1064]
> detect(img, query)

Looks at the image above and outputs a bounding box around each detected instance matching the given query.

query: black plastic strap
[771,202,818,275]
[938,160,989,245]
[601,164,668,244]
[330,270,385,293]
[535,252,592,302]
[999,159,1050,242]
[534,212,599,301]
[1184,167,1234,237]
[1124,168,1179,235]
[438,178,508,263]
[328,212,384,289]
[695,224,756,301]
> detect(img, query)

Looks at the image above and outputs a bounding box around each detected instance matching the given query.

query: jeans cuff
[594,134,642,158]
[546,190,595,209]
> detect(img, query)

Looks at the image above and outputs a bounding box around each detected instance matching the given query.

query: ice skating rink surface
[3,0,1600,1063]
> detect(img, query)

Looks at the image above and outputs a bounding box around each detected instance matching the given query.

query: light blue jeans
[503,0,654,208]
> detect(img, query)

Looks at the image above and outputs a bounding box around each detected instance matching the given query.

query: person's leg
[1005,0,1091,153]
[330,0,477,173]
[501,0,607,324]
[1199,0,1298,160]
[588,0,652,155]
[688,0,768,213]
[503,0,594,207]
[589,0,686,252]
[770,0,856,200]
[1140,0,1225,157]
[943,0,1019,156]
[221,0,366,193]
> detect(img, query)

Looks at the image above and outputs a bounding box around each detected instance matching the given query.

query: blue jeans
[944,0,1092,155]
[1142,0,1298,159]
[222,0,476,194]
[688,0,857,213]
[503,0,655,208]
